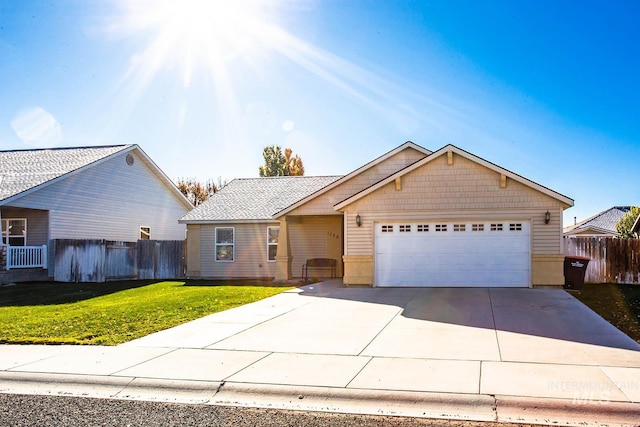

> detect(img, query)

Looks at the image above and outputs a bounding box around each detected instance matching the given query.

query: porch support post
[274,217,292,281]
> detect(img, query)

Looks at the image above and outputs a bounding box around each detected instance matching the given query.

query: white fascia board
[335,144,574,211]
[564,225,617,236]
[274,141,431,218]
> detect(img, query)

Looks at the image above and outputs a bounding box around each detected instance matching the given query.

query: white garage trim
[374,220,531,287]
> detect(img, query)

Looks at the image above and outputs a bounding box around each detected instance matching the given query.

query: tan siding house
[181,142,573,287]
[197,222,280,279]
[0,145,192,282]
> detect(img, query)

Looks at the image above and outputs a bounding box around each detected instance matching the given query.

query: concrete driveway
[1,280,639,425]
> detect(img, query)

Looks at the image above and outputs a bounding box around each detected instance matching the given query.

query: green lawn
[571,283,640,343]
[0,280,293,345]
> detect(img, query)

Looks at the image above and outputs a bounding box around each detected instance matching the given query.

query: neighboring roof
[334,144,575,210]
[179,176,342,223]
[0,145,131,204]
[563,206,631,236]
[0,144,193,209]
[274,141,431,218]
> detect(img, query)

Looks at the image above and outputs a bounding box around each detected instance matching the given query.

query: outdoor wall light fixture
[544,210,551,225]
[355,214,362,227]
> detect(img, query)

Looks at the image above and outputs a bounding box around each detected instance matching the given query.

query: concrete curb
[0,372,222,404]
[1,372,639,426]
[495,395,640,426]
[213,382,497,421]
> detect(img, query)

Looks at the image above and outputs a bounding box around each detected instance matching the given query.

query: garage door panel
[374,221,530,287]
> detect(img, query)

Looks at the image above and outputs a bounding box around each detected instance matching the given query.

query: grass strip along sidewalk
[0,280,293,345]
[571,283,640,343]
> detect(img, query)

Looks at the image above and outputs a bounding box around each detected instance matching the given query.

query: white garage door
[375,221,530,287]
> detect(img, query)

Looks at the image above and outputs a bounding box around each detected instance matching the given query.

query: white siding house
[0,145,192,282]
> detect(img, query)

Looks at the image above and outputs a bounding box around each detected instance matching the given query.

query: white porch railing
[6,245,47,270]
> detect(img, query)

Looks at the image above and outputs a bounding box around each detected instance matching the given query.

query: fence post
[2,246,8,270]
[41,245,47,269]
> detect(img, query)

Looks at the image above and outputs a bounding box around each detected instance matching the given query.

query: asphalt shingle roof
[566,206,631,234]
[0,145,131,202]
[180,175,343,222]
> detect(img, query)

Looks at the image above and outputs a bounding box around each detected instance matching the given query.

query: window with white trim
[215,227,234,261]
[399,225,411,233]
[453,224,466,232]
[472,223,484,231]
[267,226,279,261]
[435,224,447,232]
[417,224,429,232]
[140,226,150,240]
[510,223,523,231]
[1,218,26,246]
[491,223,503,231]
[381,225,394,233]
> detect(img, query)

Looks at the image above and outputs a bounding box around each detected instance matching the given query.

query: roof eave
[563,226,618,236]
[275,141,432,218]
[570,207,624,230]
[132,146,194,210]
[335,144,574,210]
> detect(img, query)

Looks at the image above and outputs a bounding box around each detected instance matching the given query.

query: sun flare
[107,0,422,146]
[113,0,276,89]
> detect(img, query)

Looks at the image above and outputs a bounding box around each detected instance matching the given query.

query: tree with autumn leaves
[176,178,218,206]
[177,146,304,206]
[259,145,304,177]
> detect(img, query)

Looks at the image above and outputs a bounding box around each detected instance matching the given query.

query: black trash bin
[564,256,590,290]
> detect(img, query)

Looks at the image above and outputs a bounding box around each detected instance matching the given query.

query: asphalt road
[0,394,536,427]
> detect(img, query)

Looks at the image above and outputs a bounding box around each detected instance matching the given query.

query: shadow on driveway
[297,282,640,352]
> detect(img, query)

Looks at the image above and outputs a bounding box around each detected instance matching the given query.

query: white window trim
[2,218,27,246]
[215,227,235,262]
[267,226,280,262]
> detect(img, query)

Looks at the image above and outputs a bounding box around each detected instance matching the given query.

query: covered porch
[274,214,344,281]
[0,207,49,282]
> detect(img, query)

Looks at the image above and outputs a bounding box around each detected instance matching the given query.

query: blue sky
[1,0,638,225]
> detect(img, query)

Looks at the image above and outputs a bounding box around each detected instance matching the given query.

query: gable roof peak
[272,140,432,218]
[335,143,574,210]
[564,205,635,235]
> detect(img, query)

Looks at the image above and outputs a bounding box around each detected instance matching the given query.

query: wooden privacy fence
[53,239,185,283]
[563,237,640,284]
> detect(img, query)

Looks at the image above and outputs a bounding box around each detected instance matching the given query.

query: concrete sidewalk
[1,280,639,426]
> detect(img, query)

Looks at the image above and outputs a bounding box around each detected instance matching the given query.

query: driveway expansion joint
[487,288,503,362]
[3,283,640,425]
[344,356,374,389]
